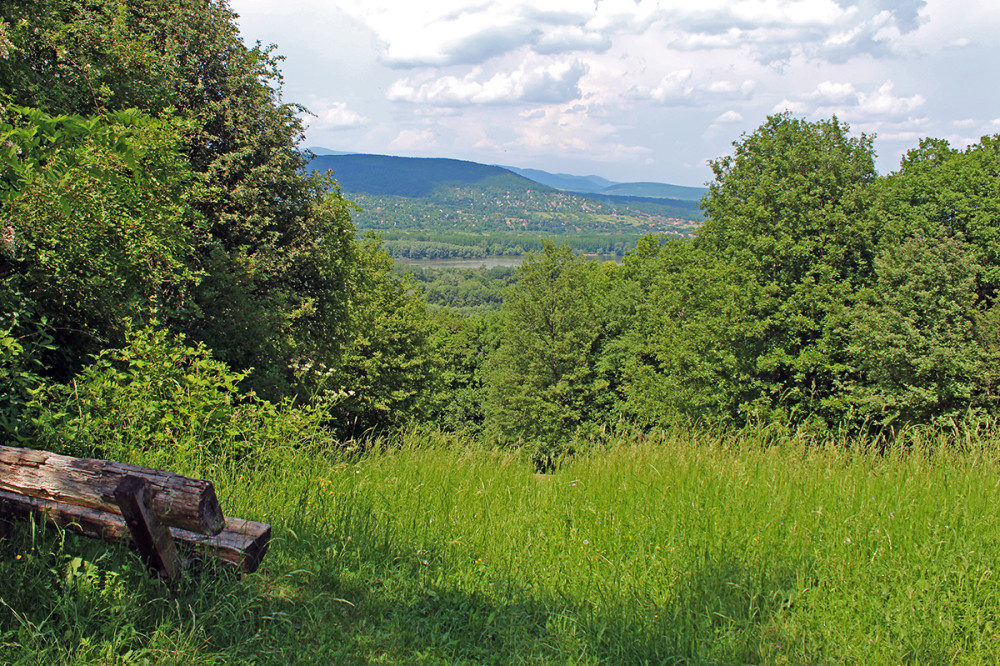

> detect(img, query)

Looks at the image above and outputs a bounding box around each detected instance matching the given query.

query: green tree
[873,136,1000,298]
[608,237,747,427]
[483,242,607,448]
[0,0,359,398]
[690,113,879,427]
[843,134,1000,425]
[422,308,500,433]
[300,235,437,438]
[840,235,987,425]
[1,106,199,375]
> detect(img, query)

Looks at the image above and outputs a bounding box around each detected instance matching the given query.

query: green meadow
[5,427,1000,664]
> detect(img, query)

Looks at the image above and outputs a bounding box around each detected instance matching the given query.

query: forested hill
[308,153,542,198]
[307,153,703,238]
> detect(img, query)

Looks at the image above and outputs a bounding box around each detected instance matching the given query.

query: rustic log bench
[0,445,270,580]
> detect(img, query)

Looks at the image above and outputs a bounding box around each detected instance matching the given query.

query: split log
[0,445,225,535]
[0,489,270,573]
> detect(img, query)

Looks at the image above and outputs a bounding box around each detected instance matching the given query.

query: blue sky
[229,0,1000,186]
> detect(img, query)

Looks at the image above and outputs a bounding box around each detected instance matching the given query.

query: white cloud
[332,0,932,70]
[309,100,368,129]
[715,110,744,123]
[646,69,695,104]
[387,59,589,106]
[774,80,925,122]
[511,102,650,163]
[772,98,810,114]
[809,81,857,104]
[230,0,1000,184]
[856,81,925,117]
[533,26,613,54]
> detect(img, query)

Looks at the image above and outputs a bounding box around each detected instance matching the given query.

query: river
[395,254,622,270]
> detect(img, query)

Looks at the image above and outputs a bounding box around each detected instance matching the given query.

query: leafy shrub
[0,323,48,441]
[29,326,335,468]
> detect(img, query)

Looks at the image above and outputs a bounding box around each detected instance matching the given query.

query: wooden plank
[114,476,183,581]
[0,445,225,535]
[0,489,270,573]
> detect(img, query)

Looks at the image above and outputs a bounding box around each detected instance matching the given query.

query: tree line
[378,229,650,259]
[3,1,999,462]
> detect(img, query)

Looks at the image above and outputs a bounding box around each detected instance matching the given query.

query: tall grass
[4,426,1000,663]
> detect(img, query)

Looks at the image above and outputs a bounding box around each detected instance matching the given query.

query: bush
[28,326,335,469]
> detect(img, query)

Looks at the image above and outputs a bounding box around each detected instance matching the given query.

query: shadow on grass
[1,518,828,664]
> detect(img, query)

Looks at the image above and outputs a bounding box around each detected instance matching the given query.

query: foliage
[1,105,200,389]
[28,326,334,466]
[396,263,516,313]
[379,229,648,260]
[837,135,1000,426]
[0,325,47,441]
[295,235,438,438]
[0,0,360,399]
[422,308,502,433]
[873,136,1000,299]
[699,114,878,425]
[608,237,746,427]
[483,243,609,452]
[839,236,987,425]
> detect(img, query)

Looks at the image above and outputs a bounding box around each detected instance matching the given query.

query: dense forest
[7,2,1000,663]
[3,0,1000,458]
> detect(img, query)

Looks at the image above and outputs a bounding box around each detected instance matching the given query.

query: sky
[228,0,1000,187]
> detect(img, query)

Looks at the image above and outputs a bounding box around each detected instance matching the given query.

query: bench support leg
[114,475,182,582]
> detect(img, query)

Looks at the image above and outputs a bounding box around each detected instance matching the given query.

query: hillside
[502,166,617,193]
[307,153,703,242]
[598,181,708,200]
[309,153,541,198]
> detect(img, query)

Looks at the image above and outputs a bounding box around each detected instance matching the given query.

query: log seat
[0,445,270,579]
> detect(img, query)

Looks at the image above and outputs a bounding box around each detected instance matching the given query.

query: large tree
[484,242,608,448]
[838,135,1000,425]
[655,114,881,427]
[0,0,358,398]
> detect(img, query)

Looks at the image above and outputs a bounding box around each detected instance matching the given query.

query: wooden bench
[0,445,270,580]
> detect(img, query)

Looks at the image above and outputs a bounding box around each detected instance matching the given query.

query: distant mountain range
[306,148,707,203]
[500,166,707,201]
[307,153,533,198]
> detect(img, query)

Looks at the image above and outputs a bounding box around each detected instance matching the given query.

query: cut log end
[198,486,227,536]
